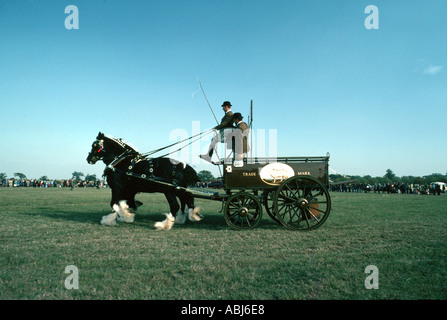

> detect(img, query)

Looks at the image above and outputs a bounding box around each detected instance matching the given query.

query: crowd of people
[0,179,106,189]
[330,182,445,195]
[3,178,445,196]
[195,180,224,189]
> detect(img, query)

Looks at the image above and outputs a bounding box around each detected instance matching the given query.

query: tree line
[329,169,447,185]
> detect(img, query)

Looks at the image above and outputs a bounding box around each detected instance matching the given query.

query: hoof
[114,201,135,223]
[175,211,187,224]
[154,213,175,230]
[117,215,134,223]
[101,212,118,226]
[188,206,203,222]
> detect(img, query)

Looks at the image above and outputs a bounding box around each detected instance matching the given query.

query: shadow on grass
[17,207,285,232]
[18,209,107,225]
[166,213,285,231]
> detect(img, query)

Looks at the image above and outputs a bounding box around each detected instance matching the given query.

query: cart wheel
[263,190,281,224]
[224,192,263,230]
[274,176,331,231]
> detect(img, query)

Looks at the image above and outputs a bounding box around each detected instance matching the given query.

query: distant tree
[0,173,7,180]
[401,176,412,184]
[414,177,426,185]
[197,170,215,182]
[373,176,387,184]
[423,173,447,184]
[355,175,373,184]
[14,172,27,180]
[329,174,348,183]
[40,176,48,181]
[72,171,84,181]
[85,174,97,182]
[362,175,374,184]
[384,169,396,181]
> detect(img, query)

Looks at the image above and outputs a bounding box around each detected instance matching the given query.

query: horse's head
[87,132,106,164]
[87,132,139,165]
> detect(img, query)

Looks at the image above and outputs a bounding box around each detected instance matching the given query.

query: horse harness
[104,150,183,189]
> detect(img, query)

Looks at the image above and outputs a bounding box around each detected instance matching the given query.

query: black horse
[86,132,202,230]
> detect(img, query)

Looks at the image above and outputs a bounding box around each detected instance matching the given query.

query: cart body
[223,156,329,191]
[215,156,331,231]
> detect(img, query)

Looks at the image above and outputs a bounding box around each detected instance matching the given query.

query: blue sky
[1,0,446,179]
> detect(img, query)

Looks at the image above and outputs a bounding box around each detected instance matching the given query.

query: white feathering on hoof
[154,213,175,230]
[112,203,120,213]
[115,200,135,223]
[174,211,187,224]
[188,206,203,222]
[101,211,118,226]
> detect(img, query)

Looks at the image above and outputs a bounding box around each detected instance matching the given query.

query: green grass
[1,188,446,299]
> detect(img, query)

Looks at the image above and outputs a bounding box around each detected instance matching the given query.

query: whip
[197,78,219,125]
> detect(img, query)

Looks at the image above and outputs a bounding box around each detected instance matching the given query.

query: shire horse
[86,132,202,230]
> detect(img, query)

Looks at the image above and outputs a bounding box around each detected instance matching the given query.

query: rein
[140,128,214,158]
[100,128,214,189]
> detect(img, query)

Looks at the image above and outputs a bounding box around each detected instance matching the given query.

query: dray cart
[190,156,331,231]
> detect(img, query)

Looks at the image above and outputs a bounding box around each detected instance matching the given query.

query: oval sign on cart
[259,163,295,186]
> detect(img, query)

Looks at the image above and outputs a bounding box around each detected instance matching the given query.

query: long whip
[196,78,223,177]
[197,79,219,125]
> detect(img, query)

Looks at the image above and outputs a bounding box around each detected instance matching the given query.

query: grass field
[1,187,446,300]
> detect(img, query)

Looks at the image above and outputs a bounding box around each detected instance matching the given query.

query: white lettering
[365,265,379,289]
[65,5,79,30]
[64,265,79,289]
[364,5,379,30]
[181,304,215,317]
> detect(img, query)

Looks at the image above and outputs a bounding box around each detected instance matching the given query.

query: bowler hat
[222,101,232,107]
[233,112,243,119]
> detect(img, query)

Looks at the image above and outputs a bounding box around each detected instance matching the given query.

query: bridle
[95,139,105,154]
[88,139,105,163]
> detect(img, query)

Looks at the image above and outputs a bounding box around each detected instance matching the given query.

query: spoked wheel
[224,192,263,230]
[274,176,331,231]
[263,190,281,224]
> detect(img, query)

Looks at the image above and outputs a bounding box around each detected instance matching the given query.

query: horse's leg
[101,186,121,226]
[154,193,178,230]
[126,194,137,211]
[115,196,135,223]
[174,196,188,224]
[180,197,187,213]
[175,191,202,223]
[109,176,134,223]
[185,193,203,222]
[109,183,120,208]
[123,188,143,212]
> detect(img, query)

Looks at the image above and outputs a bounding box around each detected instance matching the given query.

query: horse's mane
[104,135,139,153]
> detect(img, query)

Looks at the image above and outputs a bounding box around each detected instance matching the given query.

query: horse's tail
[183,165,200,185]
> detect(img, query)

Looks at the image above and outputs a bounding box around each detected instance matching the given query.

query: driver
[199,101,235,163]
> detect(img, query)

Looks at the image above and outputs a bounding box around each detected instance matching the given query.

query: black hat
[222,101,232,107]
[233,112,243,120]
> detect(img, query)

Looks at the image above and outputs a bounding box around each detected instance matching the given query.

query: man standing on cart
[200,101,234,163]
